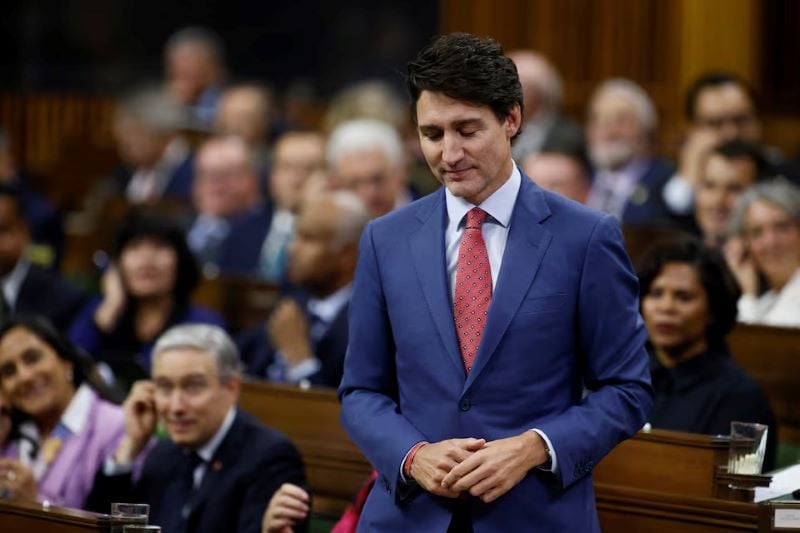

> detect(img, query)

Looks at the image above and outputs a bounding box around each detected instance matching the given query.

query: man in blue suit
[338,33,653,532]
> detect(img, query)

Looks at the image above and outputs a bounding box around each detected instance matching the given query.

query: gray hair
[507,50,563,114]
[152,324,242,382]
[165,26,225,66]
[326,119,405,168]
[727,178,800,237]
[590,78,658,133]
[117,85,186,133]
[328,191,370,248]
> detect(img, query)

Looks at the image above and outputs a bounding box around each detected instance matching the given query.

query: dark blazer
[238,296,349,388]
[649,344,777,470]
[15,263,85,331]
[339,173,652,531]
[87,410,306,533]
[113,154,195,203]
[216,203,273,276]
[618,158,676,227]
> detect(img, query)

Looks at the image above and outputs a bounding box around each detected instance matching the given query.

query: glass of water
[110,502,149,533]
[122,526,161,532]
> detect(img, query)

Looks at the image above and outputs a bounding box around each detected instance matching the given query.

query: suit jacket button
[460,398,471,411]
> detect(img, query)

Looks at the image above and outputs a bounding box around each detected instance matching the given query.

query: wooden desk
[238,381,371,517]
[0,499,111,532]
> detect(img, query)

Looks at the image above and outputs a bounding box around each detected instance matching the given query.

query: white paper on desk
[755,464,800,502]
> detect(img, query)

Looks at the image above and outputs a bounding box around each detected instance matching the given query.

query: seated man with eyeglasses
[87,324,306,533]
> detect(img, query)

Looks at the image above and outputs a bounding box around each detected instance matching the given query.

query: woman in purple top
[69,212,224,392]
[0,316,125,509]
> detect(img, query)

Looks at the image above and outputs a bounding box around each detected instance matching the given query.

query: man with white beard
[585,79,675,226]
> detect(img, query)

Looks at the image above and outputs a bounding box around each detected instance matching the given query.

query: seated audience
[725,180,800,327]
[638,237,777,470]
[215,83,276,171]
[521,143,591,204]
[258,131,325,283]
[69,213,223,389]
[239,192,368,388]
[87,324,306,533]
[164,26,227,128]
[0,316,124,508]
[0,185,85,330]
[0,128,63,268]
[187,136,272,276]
[112,85,194,204]
[327,119,413,218]
[692,140,765,247]
[507,49,585,161]
[663,71,799,215]
[586,78,675,225]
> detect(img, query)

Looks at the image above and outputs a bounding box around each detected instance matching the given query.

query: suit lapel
[409,191,466,377]
[464,178,553,391]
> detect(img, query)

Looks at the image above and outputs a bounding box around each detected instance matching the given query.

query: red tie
[454,207,492,373]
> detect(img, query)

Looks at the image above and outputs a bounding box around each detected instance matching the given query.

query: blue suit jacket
[339,174,652,532]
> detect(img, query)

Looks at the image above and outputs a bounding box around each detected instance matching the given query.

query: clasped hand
[409,432,548,503]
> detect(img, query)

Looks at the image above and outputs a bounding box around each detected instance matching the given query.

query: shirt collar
[2,259,30,307]
[650,346,730,392]
[195,406,236,463]
[307,284,352,324]
[18,384,93,444]
[445,162,521,230]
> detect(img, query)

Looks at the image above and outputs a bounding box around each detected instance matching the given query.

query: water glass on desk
[123,526,161,532]
[111,502,149,533]
[728,421,769,475]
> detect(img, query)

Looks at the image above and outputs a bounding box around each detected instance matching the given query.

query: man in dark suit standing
[238,191,369,388]
[339,33,652,531]
[88,324,306,533]
[0,185,84,330]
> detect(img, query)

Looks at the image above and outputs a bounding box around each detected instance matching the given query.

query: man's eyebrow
[419,118,484,131]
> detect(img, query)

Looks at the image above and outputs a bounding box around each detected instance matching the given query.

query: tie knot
[184,450,205,469]
[465,207,489,229]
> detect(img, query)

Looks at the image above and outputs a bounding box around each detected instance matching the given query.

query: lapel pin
[213,460,223,471]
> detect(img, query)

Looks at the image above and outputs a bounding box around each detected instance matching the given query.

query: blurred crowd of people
[0,25,797,532]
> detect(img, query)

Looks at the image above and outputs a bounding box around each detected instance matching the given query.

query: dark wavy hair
[113,211,199,305]
[0,315,88,389]
[406,33,523,135]
[636,237,741,345]
[684,71,757,121]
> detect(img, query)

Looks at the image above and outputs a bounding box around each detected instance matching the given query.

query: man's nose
[442,133,463,166]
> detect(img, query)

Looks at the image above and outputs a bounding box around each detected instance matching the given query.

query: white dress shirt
[402,162,557,479]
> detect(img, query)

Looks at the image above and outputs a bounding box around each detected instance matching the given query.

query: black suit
[88,411,306,533]
[15,263,85,331]
[237,296,349,388]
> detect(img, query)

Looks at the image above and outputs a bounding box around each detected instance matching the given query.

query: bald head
[288,191,369,296]
[507,50,563,121]
[216,85,274,146]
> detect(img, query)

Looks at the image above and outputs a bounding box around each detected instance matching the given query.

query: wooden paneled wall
[441,0,800,159]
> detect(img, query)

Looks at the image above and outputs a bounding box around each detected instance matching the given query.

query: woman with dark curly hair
[0,316,124,508]
[68,212,224,390]
[637,236,777,470]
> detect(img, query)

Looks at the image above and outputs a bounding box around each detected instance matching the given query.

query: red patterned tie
[454,207,492,373]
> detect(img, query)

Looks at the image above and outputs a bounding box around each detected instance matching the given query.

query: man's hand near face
[440,431,550,503]
[268,299,314,369]
[114,380,158,465]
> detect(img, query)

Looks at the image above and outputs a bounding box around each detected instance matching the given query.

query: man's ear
[505,104,522,139]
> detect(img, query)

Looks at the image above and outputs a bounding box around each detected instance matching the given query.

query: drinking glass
[110,502,149,533]
[727,421,768,475]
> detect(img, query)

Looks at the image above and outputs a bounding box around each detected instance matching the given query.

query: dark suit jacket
[113,154,195,203]
[216,203,273,276]
[618,158,676,227]
[87,410,306,533]
[237,296,349,388]
[15,263,85,331]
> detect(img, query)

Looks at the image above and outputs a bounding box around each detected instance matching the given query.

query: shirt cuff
[286,357,322,382]
[531,429,558,474]
[399,441,427,484]
[103,456,134,476]
[662,174,695,214]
